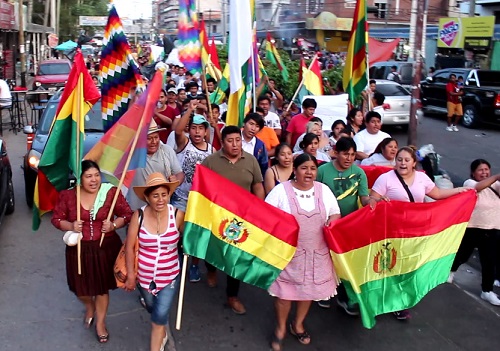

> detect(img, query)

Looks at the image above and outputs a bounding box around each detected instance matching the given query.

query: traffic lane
[173,270,500,351]
[388,114,500,185]
[0,131,165,350]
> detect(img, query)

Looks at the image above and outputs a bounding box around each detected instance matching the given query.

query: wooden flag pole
[286,54,318,112]
[76,75,83,275]
[100,106,146,247]
[175,254,189,330]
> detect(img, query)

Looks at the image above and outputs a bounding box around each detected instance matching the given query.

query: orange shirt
[256,126,280,152]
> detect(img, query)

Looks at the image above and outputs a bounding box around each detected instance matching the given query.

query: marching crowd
[51,67,500,351]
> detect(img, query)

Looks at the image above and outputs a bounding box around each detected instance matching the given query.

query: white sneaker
[447,272,455,284]
[452,125,459,132]
[446,126,454,132]
[480,291,500,306]
[494,279,500,288]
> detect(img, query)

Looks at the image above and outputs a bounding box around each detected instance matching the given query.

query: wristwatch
[112,222,117,229]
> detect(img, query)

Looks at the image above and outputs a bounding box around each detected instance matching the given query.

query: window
[433,72,449,84]
[39,63,71,75]
[375,2,387,19]
[376,84,410,97]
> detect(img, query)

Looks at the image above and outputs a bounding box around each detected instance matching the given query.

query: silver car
[373,79,421,131]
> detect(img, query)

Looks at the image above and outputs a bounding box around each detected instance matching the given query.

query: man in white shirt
[257,95,281,138]
[241,113,269,177]
[372,91,386,122]
[353,111,391,161]
[386,65,401,83]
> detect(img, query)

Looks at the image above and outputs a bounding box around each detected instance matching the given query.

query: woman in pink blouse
[369,146,469,320]
[124,173,180,351]
[52,160,133,343]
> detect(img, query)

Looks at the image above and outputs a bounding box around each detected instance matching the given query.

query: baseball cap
[167,87,177,94]
[192,114,209,128]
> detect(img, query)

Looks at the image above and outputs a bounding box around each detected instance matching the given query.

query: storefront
[305,11,352,52]
[0,0,16,79]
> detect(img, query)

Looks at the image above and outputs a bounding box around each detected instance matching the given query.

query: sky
[113,0,153,20]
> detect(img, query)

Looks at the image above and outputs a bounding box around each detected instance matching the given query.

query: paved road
[0,116,499,350]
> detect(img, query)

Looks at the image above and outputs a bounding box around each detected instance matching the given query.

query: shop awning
[369,38,400,65]
[55,40,77,51]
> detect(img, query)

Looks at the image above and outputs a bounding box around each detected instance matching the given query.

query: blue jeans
[138,276,179,325]
[170,192,187,212]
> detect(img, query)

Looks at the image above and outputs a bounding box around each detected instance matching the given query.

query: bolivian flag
[184,165,299,289]
[324,191,476,328]
[32,50,100,230]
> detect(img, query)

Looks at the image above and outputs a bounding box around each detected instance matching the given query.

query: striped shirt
[137,205,180,295]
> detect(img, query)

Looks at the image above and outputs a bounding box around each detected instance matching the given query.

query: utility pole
[56,0,61,37]
[19,0,27,87]
[407,0,426,146]
[222,1,227,45]
[469,0,475,17]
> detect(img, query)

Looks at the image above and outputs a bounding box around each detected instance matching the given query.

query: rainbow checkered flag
[100,5,144,131]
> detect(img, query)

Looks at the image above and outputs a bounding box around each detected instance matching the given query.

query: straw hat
[133,172,179,201]
[148,119,167,135]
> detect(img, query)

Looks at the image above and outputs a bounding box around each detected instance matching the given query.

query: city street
[0,114,499,350]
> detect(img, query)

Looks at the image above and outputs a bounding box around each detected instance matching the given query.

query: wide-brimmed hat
[133,172,179,201]
[148,119,167,135]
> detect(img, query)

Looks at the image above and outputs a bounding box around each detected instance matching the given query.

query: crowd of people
[50,64,500,351]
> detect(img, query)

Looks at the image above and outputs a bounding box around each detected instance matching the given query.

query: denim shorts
[170,192,187,212]
[138,276,179,325]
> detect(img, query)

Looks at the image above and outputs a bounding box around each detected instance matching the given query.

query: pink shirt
[372,170,435,203]
[286,113,312,147]
[463,179,500,229]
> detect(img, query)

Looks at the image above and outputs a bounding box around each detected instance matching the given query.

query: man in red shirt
[446,73,463,132]
[286,98,317,147]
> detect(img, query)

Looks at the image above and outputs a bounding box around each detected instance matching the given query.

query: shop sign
[438,16,494,49]
[0,1,15,30]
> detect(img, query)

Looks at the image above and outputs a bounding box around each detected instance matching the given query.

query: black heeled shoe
[83,316,94,329]
[96,329,109,343]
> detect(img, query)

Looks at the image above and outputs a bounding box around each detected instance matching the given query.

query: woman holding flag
[265,153,341,350]
[52,160,133,343]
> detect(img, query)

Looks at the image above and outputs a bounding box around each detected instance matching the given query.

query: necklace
[292,184,315,198]
[156,211,161,234]
[294,191,315,198]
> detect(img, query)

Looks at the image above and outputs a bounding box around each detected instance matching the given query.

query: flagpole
[286,54,318,112]
[76,74,82,275]
[201,63,213,119]
[175,254,189,330]
[251,21,257,113]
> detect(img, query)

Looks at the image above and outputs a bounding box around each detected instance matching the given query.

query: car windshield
[38,101,103,134]
[476,71,500,87]
[39,63,71,75]
[376,84,410,96]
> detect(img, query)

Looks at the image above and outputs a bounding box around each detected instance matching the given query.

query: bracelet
[112,222,117,229]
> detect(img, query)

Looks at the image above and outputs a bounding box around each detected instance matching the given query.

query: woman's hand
[73,220,83,232]
[124,275,136,292]
[101,219,115,233]
[369,196,389,210]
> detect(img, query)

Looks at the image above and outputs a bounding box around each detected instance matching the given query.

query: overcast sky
[114,0,153,20]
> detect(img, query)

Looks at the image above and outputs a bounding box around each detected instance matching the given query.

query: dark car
[31,59,72,91]
[370,61,427,90]
[420,68,500,128]
[0,137,15,222]
[22,90,103,207]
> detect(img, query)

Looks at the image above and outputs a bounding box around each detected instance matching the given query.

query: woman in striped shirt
[124,173,180,351]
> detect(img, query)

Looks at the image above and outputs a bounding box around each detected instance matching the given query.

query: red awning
[368,38,401,66]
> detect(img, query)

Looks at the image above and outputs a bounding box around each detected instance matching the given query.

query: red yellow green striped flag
[183,165,299,289]
[343,0,368,104]
[324,191,477,328]
[33,50,100,230]
[265,32,289,82]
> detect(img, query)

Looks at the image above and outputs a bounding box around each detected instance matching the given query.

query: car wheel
[24,169,35,208]
[462,105,479,128]
[6,177,15,215]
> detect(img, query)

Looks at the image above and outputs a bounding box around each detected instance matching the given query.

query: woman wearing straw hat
[128,119,184,210]
[124,172,181,351]
[51,160,133,343]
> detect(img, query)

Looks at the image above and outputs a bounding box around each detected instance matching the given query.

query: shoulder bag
[394,170,415,203]
[114,209,144,288]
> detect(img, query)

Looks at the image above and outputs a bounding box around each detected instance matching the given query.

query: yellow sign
[438,16,495,48]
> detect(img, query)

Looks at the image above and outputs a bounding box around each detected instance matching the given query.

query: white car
[373,79,422,131]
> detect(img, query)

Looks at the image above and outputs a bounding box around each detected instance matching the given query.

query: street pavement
[0,114,499,350]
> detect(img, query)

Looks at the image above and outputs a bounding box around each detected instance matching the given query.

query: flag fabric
[226,0,253,127]
[296,56,323,104]
[209,37,222,75]
[178,0,202,73]
[33,50,100,230]
[210,63,229,105]
[200,20,222,80]
[343,0,368,105]
[324,191,477,328]
[265,32,289,82]
[199,18,210,66]
[100,5,145,131]
[359,165,393,188]
[85,69,166,195]
[183,165,299,289]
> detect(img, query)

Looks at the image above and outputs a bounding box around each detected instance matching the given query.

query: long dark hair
[470,159,491,178]
[370,138,398,157]
[299,133,320,151]
[81,160,100,174]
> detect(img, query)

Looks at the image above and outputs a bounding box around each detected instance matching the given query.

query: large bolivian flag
[33,50,100,230]
[183,165,299,289]
[324,191,476,328]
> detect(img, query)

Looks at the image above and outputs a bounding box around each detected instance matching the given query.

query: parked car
[373,79,420,131]
[0,137,15,223]
[22,90,103,207]
[420,68,500,128]
[370,61,427,90]
[31,59,72,91]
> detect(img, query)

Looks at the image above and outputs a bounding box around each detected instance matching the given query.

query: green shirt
[317,162,369,217]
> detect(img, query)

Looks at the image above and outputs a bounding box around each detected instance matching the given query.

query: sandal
[83,316,94,329]
[270,333,284,351]
[289,323,311,345]
[96,329,109,344]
